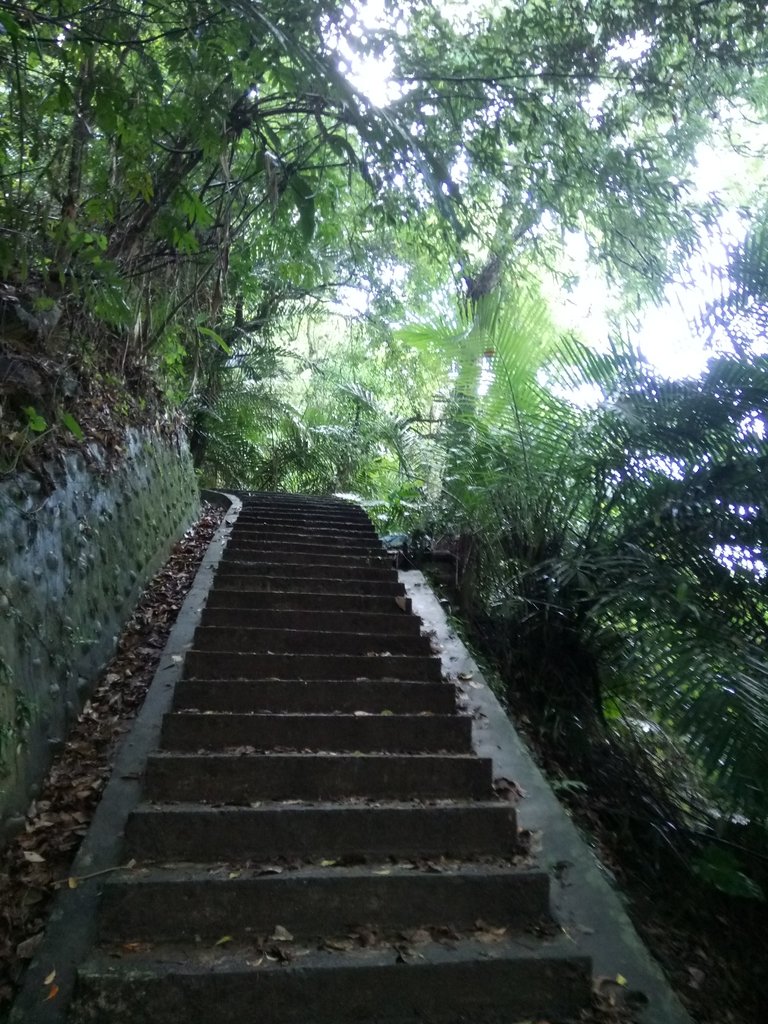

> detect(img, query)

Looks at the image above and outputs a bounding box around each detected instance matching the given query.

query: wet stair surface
[70,494,591,1023]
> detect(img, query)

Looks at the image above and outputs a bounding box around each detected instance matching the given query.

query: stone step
[241,500,370,517]
[233,514,374,528]
[207,575,407,597]
[183,651,441,681]
[241,490,353,500]
[160,712,471,753]
[199,607,421,636]
[124,803,519,862]
[144,752,492,802]
[227,533,384,554]
[241,497,369,512]
[232,524,377,539]
[236,512,376,532]
[231,523,378,542]
[172,678,456,715]
[73,940,590,1024]
[236,511,376,527]
[217,559,398,582]
[205,590,411,613]
[238,511,365,521]
[97,865,548,942]
[192,625,431,657]
[223,545,389,567]
[227,536,385,556]
[241,499,365,514]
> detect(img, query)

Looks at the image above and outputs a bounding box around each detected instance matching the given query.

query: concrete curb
[8,492,241,1024]
[401,569,693,1024]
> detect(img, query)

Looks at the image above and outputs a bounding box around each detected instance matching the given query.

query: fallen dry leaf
[323,937,354,952]
[493,777,525,803]
[688,966,706,989]
[121,941,152,954]
[474,921,508,943]
[354,926,378,948]
[15,935,43,960]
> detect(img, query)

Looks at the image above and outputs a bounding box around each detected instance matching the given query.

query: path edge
[402,569,692,1024]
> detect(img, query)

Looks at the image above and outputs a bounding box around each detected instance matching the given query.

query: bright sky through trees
[338,1,768,381]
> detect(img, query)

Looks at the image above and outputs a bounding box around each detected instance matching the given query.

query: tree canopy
[1,0,765,415]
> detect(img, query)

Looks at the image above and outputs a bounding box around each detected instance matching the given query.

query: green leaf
[326,133,360,173]
[0,12,22,39]
[198,326,232,355]
[289,177,316,242]
[692,848,765,901]
[61,412,85,440]
[23,407,47,433]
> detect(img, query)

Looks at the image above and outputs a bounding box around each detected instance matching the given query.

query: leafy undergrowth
[0,502,223,1012]
[0,305,183,482]
[546,761,768,1024]
[475,650,768,1024]
[422,566,768,1024]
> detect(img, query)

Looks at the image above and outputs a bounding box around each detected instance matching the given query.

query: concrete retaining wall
[0,430,199,839]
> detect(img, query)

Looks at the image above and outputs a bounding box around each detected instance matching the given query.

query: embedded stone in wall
[0,430,199,837]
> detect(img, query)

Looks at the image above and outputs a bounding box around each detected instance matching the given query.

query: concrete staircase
[70,494,591,1023]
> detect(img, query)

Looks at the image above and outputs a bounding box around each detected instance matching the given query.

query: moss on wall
[0,430,199,838]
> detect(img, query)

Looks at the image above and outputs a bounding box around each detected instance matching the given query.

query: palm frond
[410,277,768,824]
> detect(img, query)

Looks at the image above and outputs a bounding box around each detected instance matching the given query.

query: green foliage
[195,318,439,496]
[701,205,768,357]
[400,279,768,838]
[362,478,429,535]
[22,407,46,433]
[0,658,35,779]
[692,847,765,902]
[0,0,762,420]
[60,411,84,440]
